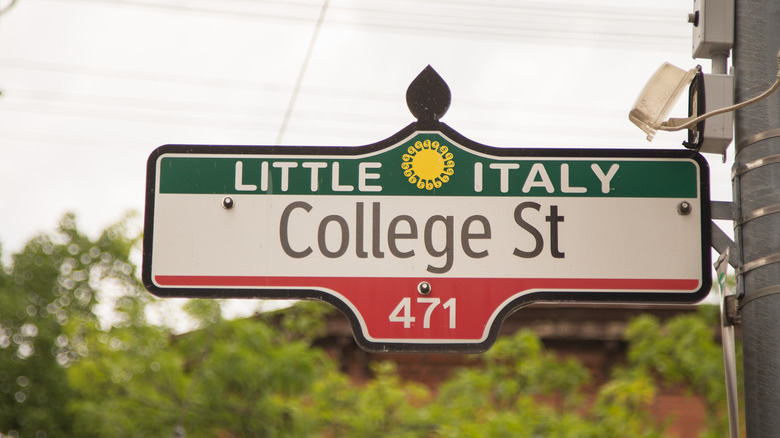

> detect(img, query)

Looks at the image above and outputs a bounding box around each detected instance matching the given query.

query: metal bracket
[725,294,740,325]
[710,201,737,268]
[711,222,738,267]
[738,285,780,310]
[715,249,739,326]
[735,253,780,277]
[711,200,735,220]
[732,152,780,177]
[735,128,780,154]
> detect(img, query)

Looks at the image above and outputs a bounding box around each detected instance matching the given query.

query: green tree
[423,330,591,438]
[301,360,433,438]
[589,366,664,438]
[67,313,338,437]
[0,212,144,436]
[622,308,740,438]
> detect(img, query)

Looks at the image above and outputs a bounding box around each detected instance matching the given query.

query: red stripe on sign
[154,275,697,289]
[154,276,700,342]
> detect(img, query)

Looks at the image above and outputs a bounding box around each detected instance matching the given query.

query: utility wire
[275,0,329,145]
[0,57,400,103]
[1,0,690,145]
[61,0,682,25]
[0,57,289,92]
[0,0,19,16]
[55,0,686,48]
[0,77,629,131]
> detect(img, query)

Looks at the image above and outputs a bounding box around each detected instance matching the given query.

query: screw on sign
[142,67,711,353]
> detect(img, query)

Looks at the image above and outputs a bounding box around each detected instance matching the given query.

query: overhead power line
[0,57,401,105]
[0,85,631,145]
[1,0,691,150]
[54,0,687,49]
[0,57,290,93]
[275,0,330,145]
[0,0,19,16]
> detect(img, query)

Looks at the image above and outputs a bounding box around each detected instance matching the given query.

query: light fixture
[629,63,697,142]
[629,49,780,154]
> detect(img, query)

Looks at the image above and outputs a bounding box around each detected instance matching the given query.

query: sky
[0,0,734,316]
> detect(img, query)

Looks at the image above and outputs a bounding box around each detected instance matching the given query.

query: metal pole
[716,249,740,438]
[733,0,780,435]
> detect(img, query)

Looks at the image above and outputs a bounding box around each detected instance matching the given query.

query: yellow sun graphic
[402,139,455,190]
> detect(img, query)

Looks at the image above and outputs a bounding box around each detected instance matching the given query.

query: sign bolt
[417,281,432,295]
[678,201,692,215]
[222,197,235,209]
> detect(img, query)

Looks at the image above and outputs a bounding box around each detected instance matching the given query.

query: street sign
[142,67,711,353]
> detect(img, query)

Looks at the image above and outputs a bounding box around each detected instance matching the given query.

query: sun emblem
[402,139,455,190]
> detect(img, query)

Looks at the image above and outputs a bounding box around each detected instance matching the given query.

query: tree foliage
[0,213,739,437]
[0,212,143,436]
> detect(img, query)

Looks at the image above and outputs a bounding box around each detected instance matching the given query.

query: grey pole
[733,0,780,435]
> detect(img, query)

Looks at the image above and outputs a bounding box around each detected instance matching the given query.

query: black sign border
[143,120,712,353]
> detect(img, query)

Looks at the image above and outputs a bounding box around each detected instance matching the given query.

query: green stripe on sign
[158,135,699,198]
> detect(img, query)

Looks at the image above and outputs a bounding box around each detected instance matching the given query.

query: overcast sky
[0,0,734,261]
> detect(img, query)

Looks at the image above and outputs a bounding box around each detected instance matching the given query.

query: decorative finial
[406,66,451,122]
